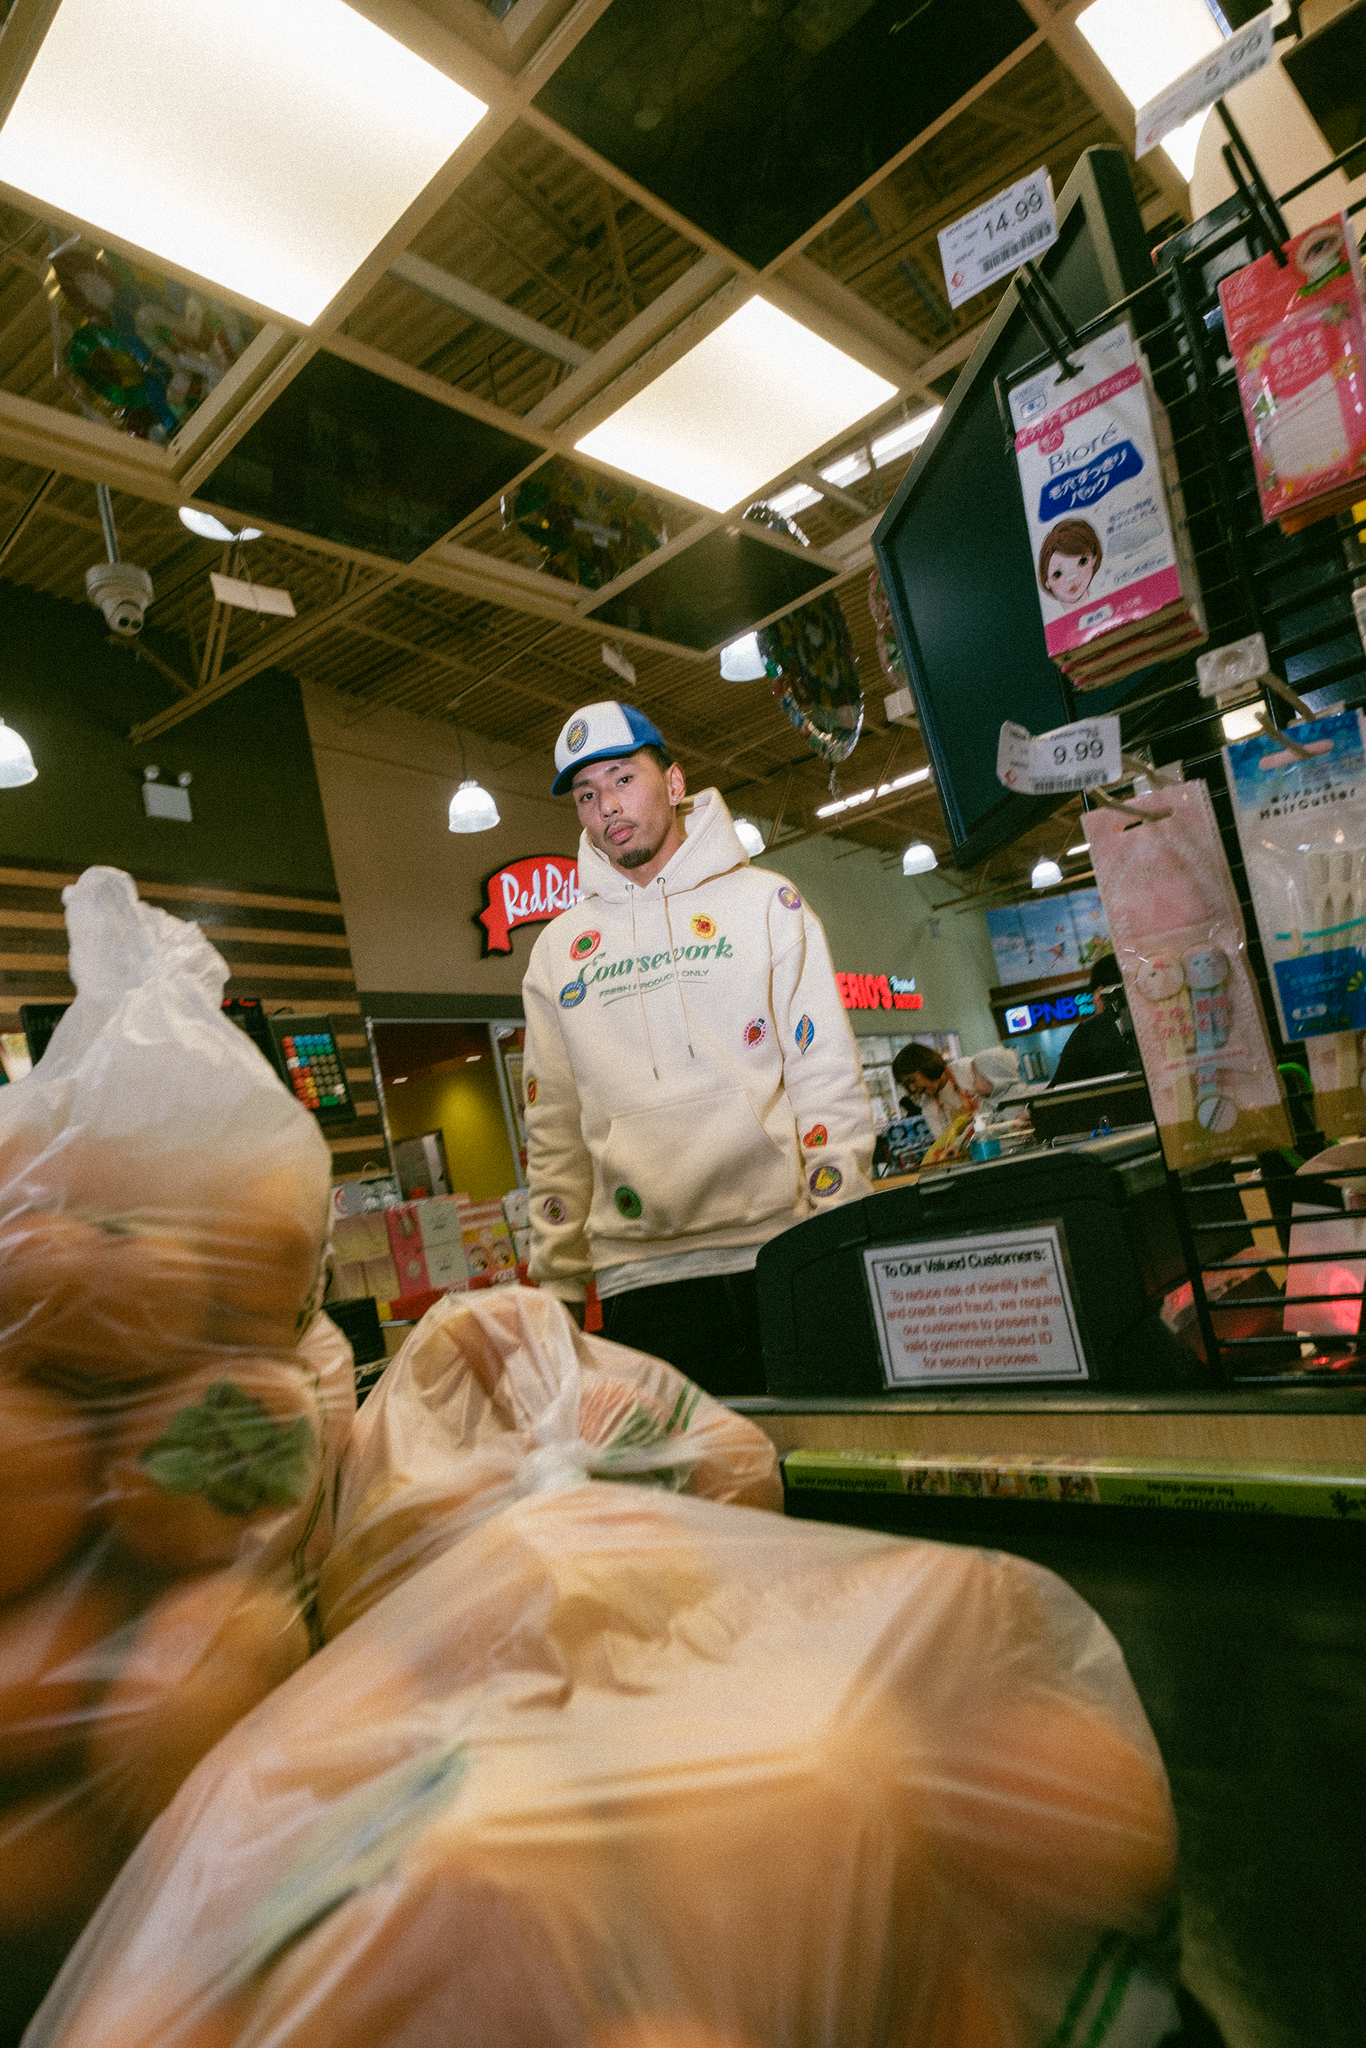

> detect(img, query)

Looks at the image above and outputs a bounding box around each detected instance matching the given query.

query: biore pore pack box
[1011,321,1200,661]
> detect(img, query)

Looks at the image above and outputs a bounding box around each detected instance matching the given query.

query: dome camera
[85,561,154,638]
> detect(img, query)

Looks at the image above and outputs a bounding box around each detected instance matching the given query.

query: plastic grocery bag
[0,869,354,2039]
[24,1473,1183,2048]
[318,1285,783,1637]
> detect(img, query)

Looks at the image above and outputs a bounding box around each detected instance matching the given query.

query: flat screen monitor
[872,148,1157,866]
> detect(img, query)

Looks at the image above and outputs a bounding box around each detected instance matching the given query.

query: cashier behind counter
[1049,956,1141,1088]
[891,1041,1020,1135]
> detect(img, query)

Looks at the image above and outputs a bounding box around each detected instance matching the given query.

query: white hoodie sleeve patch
[523,939,595,1301]
[769,894,876,1207]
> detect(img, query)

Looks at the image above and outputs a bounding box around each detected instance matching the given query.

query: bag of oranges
[0,867,354,2040]
[317,1284,783,1638]
[24,1291,1184,2048]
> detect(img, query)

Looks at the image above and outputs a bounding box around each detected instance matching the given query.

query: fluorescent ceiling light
[872,409,941,466]
[1221,704,1263,740]
[179,507,261,544]
[1076,0,1223,181]
[0,0,487,323]
[820,450,871,489]
[575,298,896,512]
[1066,842,1090,856]
[815,766,930,818]
[764,482,822,520]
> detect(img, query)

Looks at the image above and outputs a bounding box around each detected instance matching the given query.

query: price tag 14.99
[938,168,1058,312]
[997,715,1122,796]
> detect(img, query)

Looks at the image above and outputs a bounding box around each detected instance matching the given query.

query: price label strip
[1134,10,1276,160]
[997,715,1122,796]
[937,167,1058,313]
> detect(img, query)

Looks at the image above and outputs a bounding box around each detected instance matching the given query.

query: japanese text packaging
[1224,707,1366,1139]
[1011,321,1206,690]
[1087,782,1292,1170]
[1219,211,1366,532]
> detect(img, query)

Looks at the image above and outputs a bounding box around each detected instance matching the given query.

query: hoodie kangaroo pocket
[592,1089,798,1239]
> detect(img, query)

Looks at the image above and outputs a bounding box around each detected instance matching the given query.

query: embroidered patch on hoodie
[743,1017,768,1047]
[778,886,802,910]
[809,1163,842,1197]
[803,1124,828,1148]
[794,1014,815,1053]
[526,1077,538,1104]
[690,913,717,940]
[570,929,600,962]
[614,1185,643,1219]
[559,980,587,1009]
[541,1195,566,1223]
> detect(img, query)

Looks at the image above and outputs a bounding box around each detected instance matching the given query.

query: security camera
[85,561,154,638]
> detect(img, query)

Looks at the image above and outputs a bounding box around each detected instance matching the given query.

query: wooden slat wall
[0,861,387,1172]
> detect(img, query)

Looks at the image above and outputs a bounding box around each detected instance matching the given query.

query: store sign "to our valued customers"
[476,855,580,954]
[838,972,922,1013]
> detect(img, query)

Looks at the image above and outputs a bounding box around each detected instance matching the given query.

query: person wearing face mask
[520,700,875,1395]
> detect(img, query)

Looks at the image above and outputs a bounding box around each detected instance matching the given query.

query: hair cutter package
[25,1419,1184,2048]
[1219,211,1366,533]
[1223,707,1366,1138]
[0,868,355,2038]
[317,1284,782,1639]
[1011,321,1206,691]
[1087,783,1293,1171]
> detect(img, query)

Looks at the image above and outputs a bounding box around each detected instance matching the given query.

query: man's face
[572,751,684,872]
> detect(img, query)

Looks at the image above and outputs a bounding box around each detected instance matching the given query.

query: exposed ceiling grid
[0,0,1199,886]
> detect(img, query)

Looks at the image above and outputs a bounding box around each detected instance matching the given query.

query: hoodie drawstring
[659,882,696,1060]
[629,890,661,1081]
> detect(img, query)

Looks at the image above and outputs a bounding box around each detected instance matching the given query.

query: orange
[196,1169,327,1350]
[0,1780,120,1937]
[317,1454,512,1640]
[98,1354,322,1575]
[0,1373,96,1601]
[85,1569,309,1841]
[0,1211,211,1388]
[920,1688,1178,1933]
[0,1567,131,1774]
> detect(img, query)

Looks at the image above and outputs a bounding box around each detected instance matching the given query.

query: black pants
[598,1270,767,1397]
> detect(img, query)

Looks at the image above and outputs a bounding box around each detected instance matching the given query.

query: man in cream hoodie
[523,700,875,1395]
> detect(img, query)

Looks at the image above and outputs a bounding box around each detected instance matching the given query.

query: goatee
[616,840,661,869]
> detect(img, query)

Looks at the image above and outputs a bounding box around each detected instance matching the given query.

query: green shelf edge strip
[781,1450,1366,1521]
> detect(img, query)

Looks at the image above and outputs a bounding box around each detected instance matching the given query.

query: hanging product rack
[995,105,1366,1385]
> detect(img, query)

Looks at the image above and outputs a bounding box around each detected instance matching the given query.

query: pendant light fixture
[734,818,765,856]
[0,720,36,787]
[1031,856,1064,890]
[901,840,937,876]
[720,632,767,681]
[448,726,499,834]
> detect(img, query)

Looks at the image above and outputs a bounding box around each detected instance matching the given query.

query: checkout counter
[747,1102,1366,2048]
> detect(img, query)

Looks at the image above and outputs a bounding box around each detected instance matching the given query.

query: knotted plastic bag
[318,1284,782,1638]
[0,868,353,2040]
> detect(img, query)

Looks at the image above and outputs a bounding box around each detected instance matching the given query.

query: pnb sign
[1004,991,1096,1035]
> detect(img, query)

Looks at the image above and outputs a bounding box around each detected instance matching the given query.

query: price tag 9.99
[997,715,1122,796]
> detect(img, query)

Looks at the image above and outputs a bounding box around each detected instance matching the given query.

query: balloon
[868,569,908,690]
[45,241,255,445]
[501,457,668,592]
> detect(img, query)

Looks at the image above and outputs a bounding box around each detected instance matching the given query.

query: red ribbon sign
[477,855,581,954]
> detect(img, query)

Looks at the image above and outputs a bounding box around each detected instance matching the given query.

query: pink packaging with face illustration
[1086,781,1292,1172]
[1219,211,1366,529]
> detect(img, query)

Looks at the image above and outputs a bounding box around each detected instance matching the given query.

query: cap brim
[551,743,644,796]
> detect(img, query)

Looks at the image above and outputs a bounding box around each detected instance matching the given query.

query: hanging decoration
[500,457,667,592]
[45,239,256,444]
[759,593,863,767]
[868,568,908,690]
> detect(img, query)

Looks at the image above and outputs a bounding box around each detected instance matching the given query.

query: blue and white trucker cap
[551,700,667,796]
